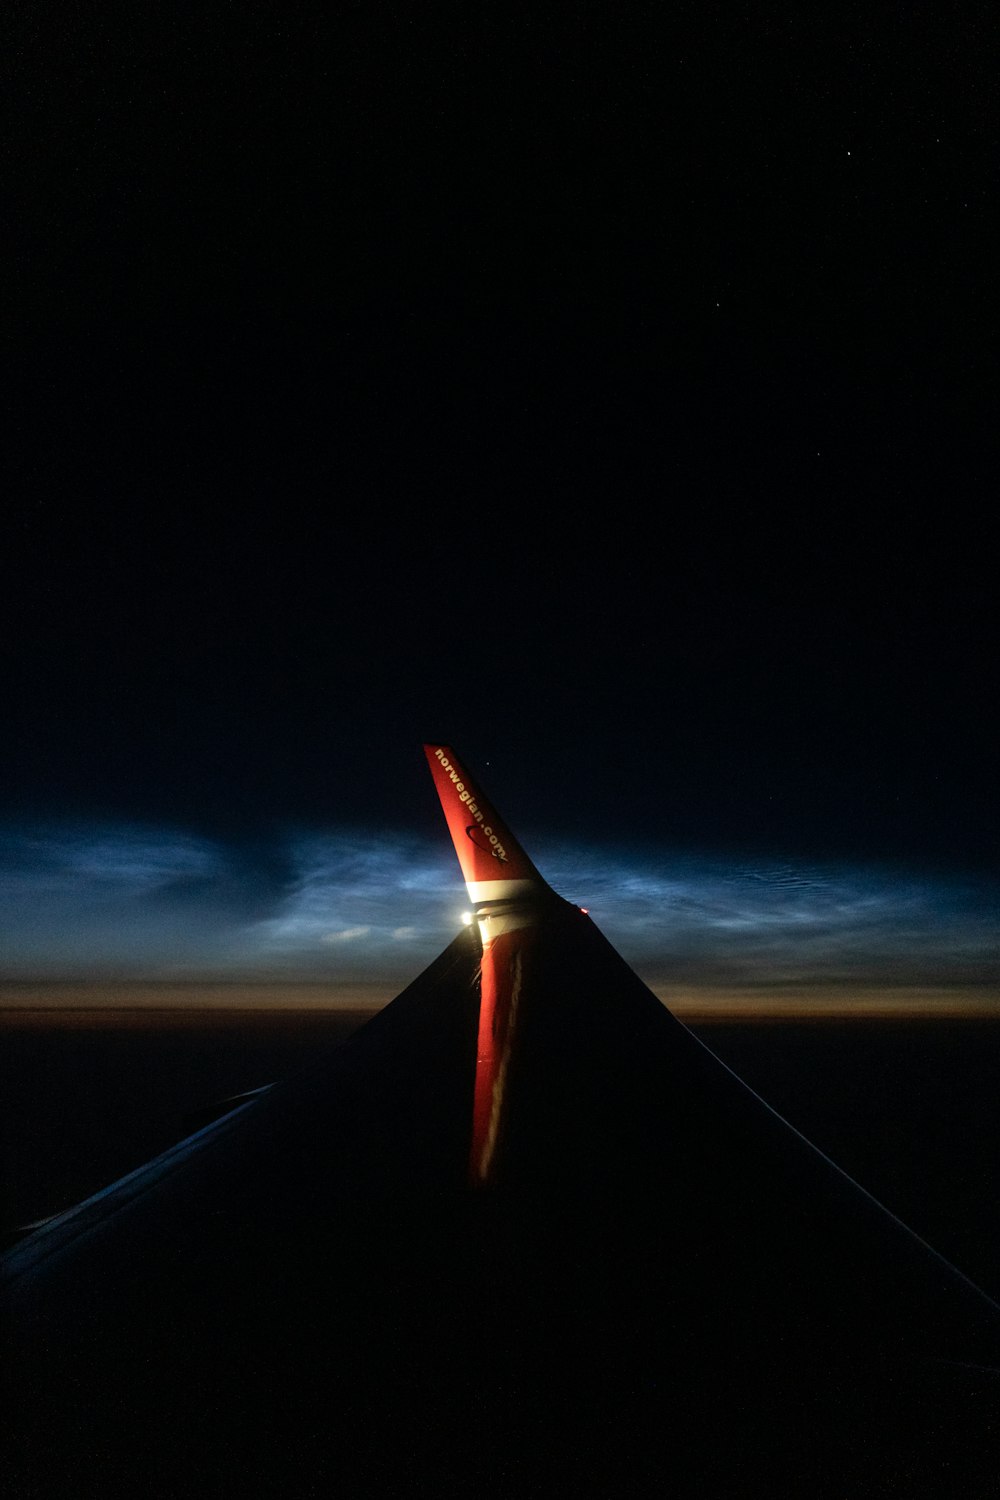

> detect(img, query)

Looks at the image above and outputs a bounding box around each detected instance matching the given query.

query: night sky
[3,6,997,997]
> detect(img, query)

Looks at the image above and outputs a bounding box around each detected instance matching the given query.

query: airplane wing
[4,746,999,1498]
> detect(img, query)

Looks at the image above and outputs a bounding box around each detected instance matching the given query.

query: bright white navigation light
[461,911,474,926]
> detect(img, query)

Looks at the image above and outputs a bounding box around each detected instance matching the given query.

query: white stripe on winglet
[466,878,540,905]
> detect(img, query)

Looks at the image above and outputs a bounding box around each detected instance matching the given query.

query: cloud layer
[1,822,996,993]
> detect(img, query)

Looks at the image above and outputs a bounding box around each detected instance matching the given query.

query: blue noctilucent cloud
[0,822,997,992]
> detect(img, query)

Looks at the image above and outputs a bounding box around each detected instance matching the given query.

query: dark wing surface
[4,749,999,1498]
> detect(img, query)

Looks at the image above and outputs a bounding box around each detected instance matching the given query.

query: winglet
[423,745,553,909]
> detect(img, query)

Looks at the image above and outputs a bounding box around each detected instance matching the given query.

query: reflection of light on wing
[470,913,535,1185]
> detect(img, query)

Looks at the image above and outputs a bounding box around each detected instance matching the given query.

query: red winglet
[423,745,549,907]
